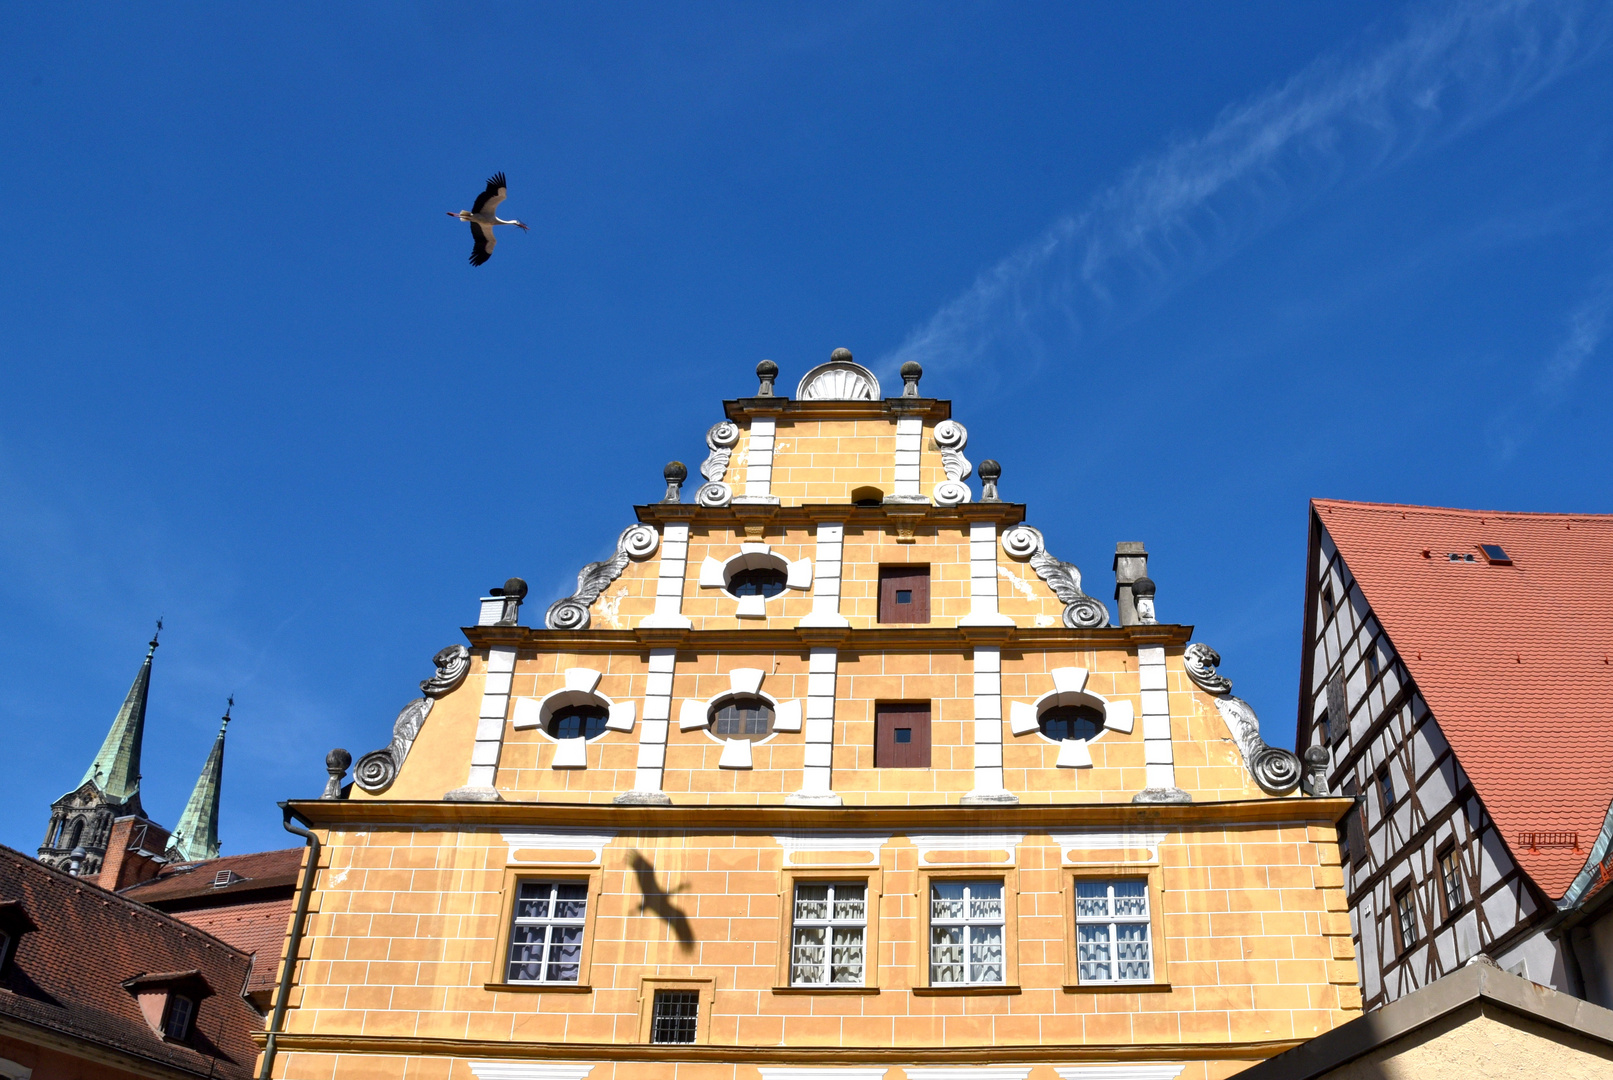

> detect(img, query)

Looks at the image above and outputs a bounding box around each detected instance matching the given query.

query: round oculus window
[1038,703,1104,742]
[726,566,788,599]
[710,696,774,741]
[547,703,609,740]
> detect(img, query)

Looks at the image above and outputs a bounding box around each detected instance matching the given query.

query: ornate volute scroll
[353,644,474,795]
[1185,642,1304,796]
[545,523,661,631]
[931,420,973,507]
[696,421,738,507]
[420,644,472,697]
[1001,525,1111,628]
[1182,643,1232,694]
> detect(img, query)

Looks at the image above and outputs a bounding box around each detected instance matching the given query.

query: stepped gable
[1310,498,1613,898]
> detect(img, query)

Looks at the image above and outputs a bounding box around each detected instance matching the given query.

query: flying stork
[448,172,529,266]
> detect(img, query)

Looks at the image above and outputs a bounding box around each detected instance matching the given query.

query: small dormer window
[211,869,240,888]
[0,929,11,970]
[163,995,195,1040]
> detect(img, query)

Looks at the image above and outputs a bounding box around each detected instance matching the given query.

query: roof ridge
[0,843,250,959]
[1313,497,1613,521]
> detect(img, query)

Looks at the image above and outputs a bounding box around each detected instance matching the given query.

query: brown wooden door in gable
[875,703,931,768]
[878,565,931,623]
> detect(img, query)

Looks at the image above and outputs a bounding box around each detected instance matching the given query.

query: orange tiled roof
[121,847,303,904]
[0,845,260,1080]
[1315,499,1613,899]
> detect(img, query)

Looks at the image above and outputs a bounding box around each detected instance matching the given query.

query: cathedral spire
[167,697,231,863]
[79,620,160,807]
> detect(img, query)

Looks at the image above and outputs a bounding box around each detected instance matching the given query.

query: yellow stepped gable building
[265,352,1360,1080]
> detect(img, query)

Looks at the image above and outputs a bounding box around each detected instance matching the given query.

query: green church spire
[80,621,160,806]
[167,698,231,862]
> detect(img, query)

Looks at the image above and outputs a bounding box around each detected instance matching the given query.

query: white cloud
[879,0,1611,380]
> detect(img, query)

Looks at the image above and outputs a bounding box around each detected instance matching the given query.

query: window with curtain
[1075,880,1152,983]
[790,882,866,985]
[929,880,1004,984]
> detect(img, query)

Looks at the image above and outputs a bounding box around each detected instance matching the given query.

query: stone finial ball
[901,360,923,379]
[756,359,778,378]
[978,459,1002,480]
[1303,746,1331,766]
[1131,576,1156,596]
[501,577,529,600]
[830,347,853,363]
[326,748,352,772]
[664,461,688,483]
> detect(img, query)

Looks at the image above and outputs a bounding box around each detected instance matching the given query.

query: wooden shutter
[875,703,931,768]
[878,566,931,624]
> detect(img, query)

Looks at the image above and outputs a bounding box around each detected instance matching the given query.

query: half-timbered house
[1295,499,1613,1009]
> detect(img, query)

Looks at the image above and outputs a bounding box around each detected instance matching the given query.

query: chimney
[1113,542,1149,627]
[98,816,170,891]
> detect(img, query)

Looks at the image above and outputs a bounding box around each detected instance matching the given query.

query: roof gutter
[258,803,320,1080]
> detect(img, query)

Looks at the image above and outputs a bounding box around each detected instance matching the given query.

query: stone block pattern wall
[358,645,1273,806]
[273,823,1356,1080]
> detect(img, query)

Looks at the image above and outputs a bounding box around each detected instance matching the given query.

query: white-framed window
[1439,846,1464,914]
[929,880,1004,984]
[506,880,587,983]
[162,995,194,1040]
[790,882,866,985]
[1075,880,1153,983]
[1394,886,1417,953]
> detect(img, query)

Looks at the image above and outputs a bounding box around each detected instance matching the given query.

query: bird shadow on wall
[627,851,695,949]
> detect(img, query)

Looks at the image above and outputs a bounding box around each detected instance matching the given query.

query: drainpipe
[259,802,321,1080]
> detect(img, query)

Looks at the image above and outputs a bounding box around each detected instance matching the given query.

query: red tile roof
[120,847,303,905]
[1314,499,1613,899]
[0,845,261,1080]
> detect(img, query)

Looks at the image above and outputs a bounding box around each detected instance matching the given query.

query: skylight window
[1479,544,1512,565]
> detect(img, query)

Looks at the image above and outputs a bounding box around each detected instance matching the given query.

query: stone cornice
[460,623,1196,653]
[292,795,1357,831]
[630,501,1028,529]
[254,1030,1307,1064]
[722,396,953,423]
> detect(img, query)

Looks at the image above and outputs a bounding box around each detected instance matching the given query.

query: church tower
[38,624,162,875]
[166,702,231,863]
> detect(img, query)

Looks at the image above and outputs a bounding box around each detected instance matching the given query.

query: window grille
[1394,887,1417,953]
[1075,880,1153,983]
[1439,847,1464,914]
[506,881,587,983]
[163,995,194,1040]
[929,881,1004,984]
[790,882,866,985]
[650,990,700,1044]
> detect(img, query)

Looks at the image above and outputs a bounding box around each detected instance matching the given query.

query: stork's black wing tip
[486,171,507,190]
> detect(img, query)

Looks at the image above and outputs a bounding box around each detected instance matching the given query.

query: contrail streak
[879,0,1611,381]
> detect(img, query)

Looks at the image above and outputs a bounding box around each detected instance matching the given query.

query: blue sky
[3,2,1611,858]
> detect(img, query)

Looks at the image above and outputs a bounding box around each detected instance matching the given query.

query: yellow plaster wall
[596,522,1068,633]
[278,821,1356,1074]
[380,645,1269,806]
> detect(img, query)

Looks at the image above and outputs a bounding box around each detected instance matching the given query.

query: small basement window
[650,990,700,1044]
[1479,544,1512,565]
